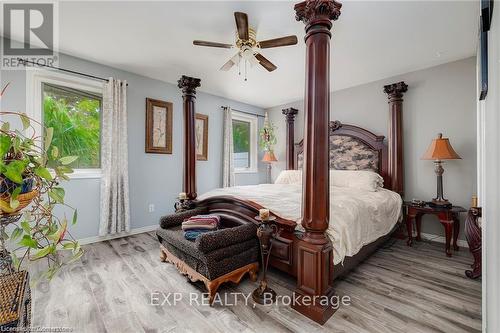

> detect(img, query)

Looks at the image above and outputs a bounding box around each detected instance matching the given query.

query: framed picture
[479,0,494,100]
[145,98,173,154]
[195,113,208,160]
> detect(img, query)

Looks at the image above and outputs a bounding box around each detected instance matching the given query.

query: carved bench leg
[160,248,167,262]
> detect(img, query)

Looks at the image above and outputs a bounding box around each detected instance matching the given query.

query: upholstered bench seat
[156,208,259,303]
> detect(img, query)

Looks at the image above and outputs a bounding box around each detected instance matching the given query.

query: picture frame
[195,113,208,161]
[479,0,494,100]
[145,98,173,154]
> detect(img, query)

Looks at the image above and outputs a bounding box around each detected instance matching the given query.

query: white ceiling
[18,1,481,108]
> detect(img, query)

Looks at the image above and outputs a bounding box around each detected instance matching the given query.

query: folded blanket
[182,223,218,231]
[184,229,213,241]
[181,214,220,231]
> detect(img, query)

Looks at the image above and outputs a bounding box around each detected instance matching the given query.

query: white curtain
[99,78,130,236]
[222,106,235,187]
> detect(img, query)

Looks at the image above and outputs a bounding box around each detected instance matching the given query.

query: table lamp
[421,133,461,208]
[262,151,277,184]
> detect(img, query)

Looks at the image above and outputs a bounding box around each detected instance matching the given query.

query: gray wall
[0,51,266,240]
[267,57,477,239]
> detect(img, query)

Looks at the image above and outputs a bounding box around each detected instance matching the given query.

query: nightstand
[403,202,466,257]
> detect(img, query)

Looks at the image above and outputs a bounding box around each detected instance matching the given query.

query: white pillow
[330,170,383,192]
[274,170,302,185]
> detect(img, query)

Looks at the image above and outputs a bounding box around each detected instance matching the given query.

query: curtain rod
[16,58,129,86]
[220,106,265,118]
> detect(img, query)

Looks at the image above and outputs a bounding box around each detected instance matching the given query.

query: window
[42,83,101,169]
[232,111,258,173]
[27,70,104,178]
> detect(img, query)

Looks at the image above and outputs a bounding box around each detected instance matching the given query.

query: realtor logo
[1,2,58,69]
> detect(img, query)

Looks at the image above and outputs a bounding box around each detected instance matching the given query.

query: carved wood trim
[384,81,407,196]
[160,245,259,304]
[464,207,481,279]
[282,108,298,170]
[178,75,201,200]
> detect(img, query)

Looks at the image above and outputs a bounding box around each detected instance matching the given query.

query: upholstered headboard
[295,121,389,187]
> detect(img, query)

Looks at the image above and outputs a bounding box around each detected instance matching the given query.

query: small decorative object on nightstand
[421,133,461,208]
[252,209,278,305]
[404,201,466,257]
[174,192,195,212]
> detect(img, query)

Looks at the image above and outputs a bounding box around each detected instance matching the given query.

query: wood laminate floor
[30,233,481,333]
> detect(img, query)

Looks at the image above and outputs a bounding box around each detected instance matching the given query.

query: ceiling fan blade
[193,40,233,48]
[249,54,260,67]
[234,12,249,40]
[220,52,241,71]
[258,35,298,49]
[255,53,277,72]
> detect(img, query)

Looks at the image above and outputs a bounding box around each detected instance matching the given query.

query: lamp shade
[421,133,461,160]
[262,151,278,163]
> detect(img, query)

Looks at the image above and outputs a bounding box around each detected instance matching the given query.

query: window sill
[68,169,102,179]
[234,169,258,174]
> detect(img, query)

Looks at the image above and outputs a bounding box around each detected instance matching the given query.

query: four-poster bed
[172,0,408,325]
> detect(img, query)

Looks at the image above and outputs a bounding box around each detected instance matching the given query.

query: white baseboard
[77,224,158,245]
[419,232,469,248]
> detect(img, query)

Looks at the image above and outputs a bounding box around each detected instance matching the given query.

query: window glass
[42,83,101,169]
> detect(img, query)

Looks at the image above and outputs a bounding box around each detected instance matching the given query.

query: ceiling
[9,1,479,108]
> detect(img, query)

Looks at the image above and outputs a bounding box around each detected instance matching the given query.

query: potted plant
[0,83,82,280]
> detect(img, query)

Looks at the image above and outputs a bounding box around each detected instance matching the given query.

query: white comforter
[198,184,402,265]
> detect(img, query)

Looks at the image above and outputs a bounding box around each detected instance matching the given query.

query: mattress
[198,183,402,265]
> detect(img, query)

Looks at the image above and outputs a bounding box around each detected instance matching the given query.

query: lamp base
[428,199,452,209]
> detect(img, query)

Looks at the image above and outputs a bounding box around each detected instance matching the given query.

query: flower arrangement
[0,83,82,279]
[259,112,277,153]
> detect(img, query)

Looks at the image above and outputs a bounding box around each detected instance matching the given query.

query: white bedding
[198,184,402,265]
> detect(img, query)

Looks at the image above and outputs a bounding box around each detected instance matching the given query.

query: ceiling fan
[193,12,298,80]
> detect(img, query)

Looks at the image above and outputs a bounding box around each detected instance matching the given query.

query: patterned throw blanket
[182,215,220,241]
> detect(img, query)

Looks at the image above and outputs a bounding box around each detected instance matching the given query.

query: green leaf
[47,219,67,243]
[44,127,54,151]
[21,220,31,234]
[10,186,21,201]
[72,210,78,225]
[32,245,55,259]
[10,227,23,240]
[0,134,11,157]
[10,252,20,270]
[68,248,84,264]
[48,187,65,203]
[1,122,10,132]
[9,198,19,210]
[19,235,38,248]
[3,160,27,184]
[19,113,31,130]
[34,166,53,181]
[59,156,78,165]
[1,228,8,240]
[51,146,59,159]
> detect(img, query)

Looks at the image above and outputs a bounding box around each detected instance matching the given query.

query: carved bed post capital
[282,108,299,170]
[295,0,342,28]
[384,81,407,196]
[282,107,298,122]
[178,75,201,200]
[177,75,201,96]
[384,81,408,101]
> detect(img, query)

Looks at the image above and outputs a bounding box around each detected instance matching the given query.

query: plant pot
[0,177,34,195]
[0,190,38,216]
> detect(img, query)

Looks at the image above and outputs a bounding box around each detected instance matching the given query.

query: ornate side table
[403,202,466,257]
[252,215,278,305]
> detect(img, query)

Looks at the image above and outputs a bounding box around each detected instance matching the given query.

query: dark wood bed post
[282,108,298,169]
[178,75,201,200]
[383,81,408,196]
[293,0,341,324]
